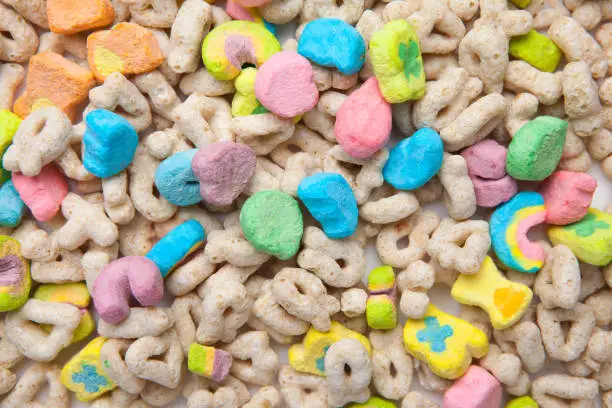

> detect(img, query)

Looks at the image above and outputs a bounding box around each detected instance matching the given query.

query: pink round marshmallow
[472,175,518,207]
[335,77,392,159]
[192,142,256,206]
[12,164,68,222]
[539,170,597,225]
[461,139,508,180]
[443,366,502,408]
[254,51,319,118]
[92,256,164,324]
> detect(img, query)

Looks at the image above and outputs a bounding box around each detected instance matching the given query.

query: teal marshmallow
[298,18,366,76]
[383,127,444,190]
[297,173,358,239]
[506,116,567,181]
[145,220,206,278]
[240,190,303,260]
[0,180,25,227]
[83,109,139,178]
[155,149,201,207]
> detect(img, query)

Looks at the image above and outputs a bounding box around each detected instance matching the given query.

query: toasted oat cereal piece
[13,52,95,121]
[0,0,49,28]
[0,3,39,63]
[87,22,164,82]
[0,63,24,111]
[548,16,608,79]
[532,375,599,408]
[2,363,69,407]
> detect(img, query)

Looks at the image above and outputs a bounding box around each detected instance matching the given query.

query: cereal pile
[0,0,611,407]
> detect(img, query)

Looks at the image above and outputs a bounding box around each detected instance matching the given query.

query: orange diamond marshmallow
[87,23,165,82]
[47,0,115,35]
[13,52,95,122]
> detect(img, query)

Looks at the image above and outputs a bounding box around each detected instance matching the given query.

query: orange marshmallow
[13,52,95,122]
[87,23,165,82]
[47,0,115,35]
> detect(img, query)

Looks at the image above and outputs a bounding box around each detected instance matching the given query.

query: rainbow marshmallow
[145,220,205,278]
[0,236,31,312]
[188,343,233,382]
[201,21,281,81]
[366,266,397,330]
[490,192,547,273]
[367,265,395,294]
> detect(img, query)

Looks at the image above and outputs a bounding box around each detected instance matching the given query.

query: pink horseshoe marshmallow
[92,256,164,324]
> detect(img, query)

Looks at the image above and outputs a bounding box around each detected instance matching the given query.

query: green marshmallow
[0,110,21,187]
[506,396,538,408]
[347,397,396,408]
[366,295,397,330]
[367,265,395,292]
[509,0,532,7]
[509,30,562,73]
[240,190,303,260]
[506,116,567,181]
[548,208,612,266]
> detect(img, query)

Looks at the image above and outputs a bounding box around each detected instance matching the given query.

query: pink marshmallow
[255,51,319,118]
[443,366,502,408]
[192,142,256,206]
[335,77,392,159]
[226,0,255,21]
[12,164,68,222]
[233,0,271,8]
[472,175,518,207]
[461,139,508,180]
[92,256,164,325]
[540,170,597,225]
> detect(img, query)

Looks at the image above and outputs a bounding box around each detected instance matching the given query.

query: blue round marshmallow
[297,172,358,239]
[83,109,139,178]
[383,128,444,190]
[298,18,366,76]
[155,149,201,207]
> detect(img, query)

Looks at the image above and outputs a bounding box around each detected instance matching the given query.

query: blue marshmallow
[83,109,139,178]
[297,172,358,239]
[298,18,366,76]
[155,149,201,207]
[145,220,206,278]
[0,181,25,227]
[383,128,444,190]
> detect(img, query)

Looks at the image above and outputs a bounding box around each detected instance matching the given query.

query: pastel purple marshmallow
[461,140,508,180]
[92,256,164,324]
[472,175,518,208]
[192,142,256,206]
